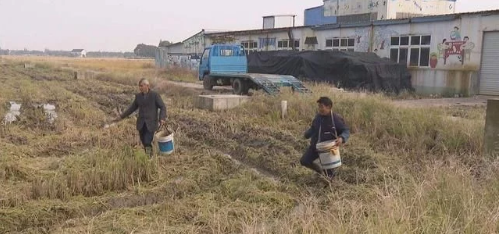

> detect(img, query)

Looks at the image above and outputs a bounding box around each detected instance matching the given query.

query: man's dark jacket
[120,90,166,132]
[304,112,350,148]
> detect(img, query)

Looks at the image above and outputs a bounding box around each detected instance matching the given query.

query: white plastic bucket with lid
[316,140,341,169]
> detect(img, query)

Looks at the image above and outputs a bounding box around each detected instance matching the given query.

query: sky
[0,0,498,52]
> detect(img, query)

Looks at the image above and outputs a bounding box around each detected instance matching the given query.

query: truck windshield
[214,46,246,57]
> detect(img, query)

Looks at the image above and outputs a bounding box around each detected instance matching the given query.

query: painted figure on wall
[429,52,438,68]
[460,36,475,62]
[435,26,475,66]
[450,26,461,40]
[354,26,397,53]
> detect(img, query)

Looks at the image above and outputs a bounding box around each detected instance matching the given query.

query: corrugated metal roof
[204,26,309,36]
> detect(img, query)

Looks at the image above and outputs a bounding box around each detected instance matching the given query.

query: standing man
[300,96,350,180]
[115,78,167,158]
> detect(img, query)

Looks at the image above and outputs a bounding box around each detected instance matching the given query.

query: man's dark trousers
[300,146,335,177]
[139,123,154,150]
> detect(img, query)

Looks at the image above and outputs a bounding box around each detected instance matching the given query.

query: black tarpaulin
[247,50,413,93]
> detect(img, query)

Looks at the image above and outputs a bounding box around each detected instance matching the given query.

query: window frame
[326,37,355,51]
[390,35,431,67]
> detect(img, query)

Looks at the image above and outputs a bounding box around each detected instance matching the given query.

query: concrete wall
[408,68,478,96]
[324,0,388,19]
[484,99,499,156]
[388,0,456,19]
[323,0,455,19]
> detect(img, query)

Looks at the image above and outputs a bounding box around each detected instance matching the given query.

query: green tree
[158,40,172,47]
[133,44,157,58]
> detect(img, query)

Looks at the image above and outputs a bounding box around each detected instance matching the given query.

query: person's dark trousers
[139,124,154,157]
[300,146,336,178]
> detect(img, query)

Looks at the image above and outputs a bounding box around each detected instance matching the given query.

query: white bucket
[155,130,174,155]
[316,140,342,169]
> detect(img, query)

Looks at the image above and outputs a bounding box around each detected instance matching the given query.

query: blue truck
[198,44,310,95]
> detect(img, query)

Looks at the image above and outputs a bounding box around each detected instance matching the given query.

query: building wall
[205,28,314,52]
[305,6,338,26]
[311,12,498,96]
[323,0,455,20]
[166,43,184,54]
[388,0,456,19]
[323,0,389,20]
[183,31,206,55]
[155,47,199,71]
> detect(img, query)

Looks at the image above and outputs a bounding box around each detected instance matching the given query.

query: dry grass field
[0,56,497,233]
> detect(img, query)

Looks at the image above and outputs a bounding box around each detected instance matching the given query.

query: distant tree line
[132,40,175,58]
[0,49,138,58]
[0,40,175,58]
[86,51,136,58]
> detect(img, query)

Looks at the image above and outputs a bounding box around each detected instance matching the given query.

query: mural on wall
[354,27,371,52]
[434,26,475,67]
[354,26,399,53]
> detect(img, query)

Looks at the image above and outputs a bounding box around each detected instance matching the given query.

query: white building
[70,49,86,58]
[156,9,498,97]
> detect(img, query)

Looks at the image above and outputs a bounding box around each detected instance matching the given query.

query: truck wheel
[203,75,213,90]
[232,79,249,95]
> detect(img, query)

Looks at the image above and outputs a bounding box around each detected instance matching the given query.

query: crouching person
[300,96,350,180]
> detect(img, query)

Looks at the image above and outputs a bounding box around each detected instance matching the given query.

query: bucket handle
[156,122,175,136]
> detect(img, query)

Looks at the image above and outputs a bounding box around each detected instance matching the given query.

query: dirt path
[166,80,231,91]
[167,80,489,109]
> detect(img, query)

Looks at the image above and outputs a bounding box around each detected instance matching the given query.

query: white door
[479,31,499,96]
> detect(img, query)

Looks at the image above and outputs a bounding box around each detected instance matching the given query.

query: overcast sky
[0,0,498,52]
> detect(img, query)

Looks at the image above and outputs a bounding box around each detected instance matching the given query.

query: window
[326,37,355,51]
[294,39,300,48]
[201,49,210,62]
[278,40,289,48]
[220,49,233,56]
[259,38,276,47]
[278,39,300,49]
[241,41,257,49]
[241,40,258,54]
[390,35,431,67]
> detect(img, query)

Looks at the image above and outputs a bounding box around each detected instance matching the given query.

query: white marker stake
[281,100,288,119]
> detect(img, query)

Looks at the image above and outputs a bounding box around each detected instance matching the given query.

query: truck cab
[198,44,250,92]
[198,44,247,79]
